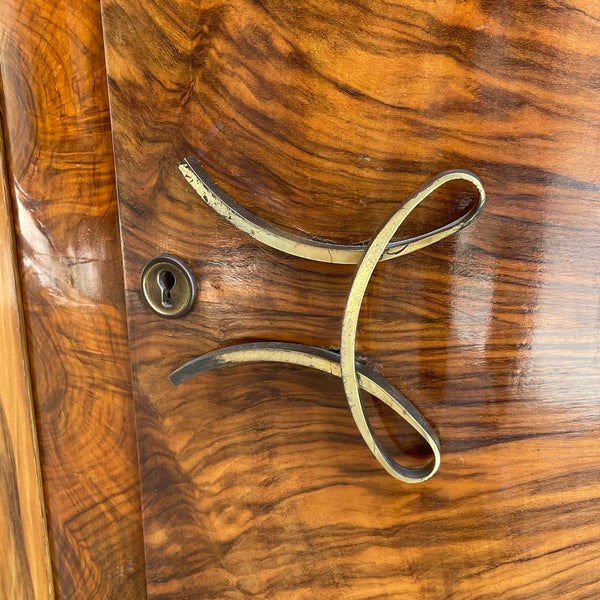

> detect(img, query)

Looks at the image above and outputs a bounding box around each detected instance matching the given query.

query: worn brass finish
[141,255,197,318]
[173,165,484,482]
[179,158,484,264]
[170,341,441,483]
[340,170,485,480]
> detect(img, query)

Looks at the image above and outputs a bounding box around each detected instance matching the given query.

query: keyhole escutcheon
[140,255,198,318]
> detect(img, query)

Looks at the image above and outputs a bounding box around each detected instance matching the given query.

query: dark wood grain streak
[0,0,147,597]
[103,0,600,597]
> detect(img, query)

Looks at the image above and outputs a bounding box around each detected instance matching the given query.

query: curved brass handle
[179,159,484,264]
[170,342,441,483]
[172,161,485,483]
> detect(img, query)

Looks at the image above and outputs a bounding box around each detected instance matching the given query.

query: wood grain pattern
[0,107,53,600]
[0,0,147,597]
[103,0,600,597]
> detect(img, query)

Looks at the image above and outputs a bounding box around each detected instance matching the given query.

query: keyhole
[157,269,176,308]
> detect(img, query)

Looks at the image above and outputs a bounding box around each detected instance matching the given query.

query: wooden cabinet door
[101,1,600,598]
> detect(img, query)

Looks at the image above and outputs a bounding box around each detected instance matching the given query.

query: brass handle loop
[169,342,441,483]
[179,159,484,265]
[339,171,484,480]
[172,160,485,483]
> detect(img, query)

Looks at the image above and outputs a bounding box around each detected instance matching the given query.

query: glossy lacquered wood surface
[103,0,600,598]
[0,0,146,597]
[0,117,53,599]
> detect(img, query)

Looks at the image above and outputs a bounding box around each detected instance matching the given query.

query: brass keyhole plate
[140,255,197,318]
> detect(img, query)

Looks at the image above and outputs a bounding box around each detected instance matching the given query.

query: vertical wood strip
[0,96,53,600]
[0,0,147,597]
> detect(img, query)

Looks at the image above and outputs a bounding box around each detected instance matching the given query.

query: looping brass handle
[179,159,484,264]
[172,159,485,483]
[170,342,441,483]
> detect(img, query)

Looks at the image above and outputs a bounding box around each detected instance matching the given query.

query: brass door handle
[179,158,484,264]
[171,160,485,483]
[170,342,441,483]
